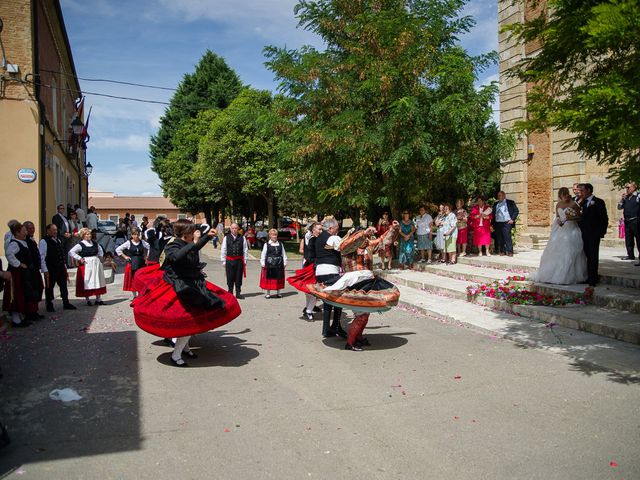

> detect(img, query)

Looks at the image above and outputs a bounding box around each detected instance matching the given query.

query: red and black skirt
[123,263,147,292]
[2,267,43,314]
[260,267,285,290]
[132,277,241,338]
[75,264,107,298]
[286,262,316,294]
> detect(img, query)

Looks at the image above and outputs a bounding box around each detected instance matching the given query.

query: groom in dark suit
[577,183,609,286]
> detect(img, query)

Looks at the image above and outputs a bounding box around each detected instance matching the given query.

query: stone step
[380,269,470,301]
[456,255,640,288]
[411,261,520,284]
[395,283,640,373]
[531,283,640,314]
[382,269,640,345]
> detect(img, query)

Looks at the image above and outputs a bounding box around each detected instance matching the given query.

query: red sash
[226,255,246,278]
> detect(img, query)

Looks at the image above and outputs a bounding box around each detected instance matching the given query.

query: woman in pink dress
[470,196,493,256]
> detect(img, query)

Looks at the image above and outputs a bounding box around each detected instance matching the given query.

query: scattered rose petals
[454,375,462,380]
[453,416,460,420]
[223,428,230,433]
[609,461,618,468]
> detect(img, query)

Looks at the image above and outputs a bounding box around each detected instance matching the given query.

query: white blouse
[69,240,104,261]
[115,240,150,257]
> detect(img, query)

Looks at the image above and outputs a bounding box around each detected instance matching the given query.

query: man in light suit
[492,191,519,256]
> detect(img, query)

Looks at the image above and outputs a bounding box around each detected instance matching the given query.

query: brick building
[89,191,206,224]
[0,0,89,254]
[498,0,621,247]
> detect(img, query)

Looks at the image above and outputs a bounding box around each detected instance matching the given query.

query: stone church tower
[498,0,620,247]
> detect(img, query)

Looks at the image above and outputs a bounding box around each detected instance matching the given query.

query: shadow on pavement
[0,325,141,475]
[322,332,413,351]
[155,331,260,368]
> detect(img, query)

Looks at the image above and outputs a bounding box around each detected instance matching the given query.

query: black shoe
[345,343,363,351]
[170,357,188,367]
[163,338,176,347]
[63,303,77,310]
[46,304,55,313]
[622,256,635,260]
[357,338,371,347]
[235,294,245,299]
[182,350,198,359]
[313,306,322,313]
[335,327,348,339]
[11,321,31,328]
[275,294,282,298]
[95,301,106,306]
[25,313,43,321]
[86,300,93,306]
[305,312,314,321]
[323,329,337,338]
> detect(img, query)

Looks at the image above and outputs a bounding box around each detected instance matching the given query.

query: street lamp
[85,162,93,177]
[70,116,84,136]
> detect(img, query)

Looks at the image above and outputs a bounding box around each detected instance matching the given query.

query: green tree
[504,0,640,183]
[155,110,221,223]
[150,50,243,218]
[264,0,512,216]
[197,89,284,226]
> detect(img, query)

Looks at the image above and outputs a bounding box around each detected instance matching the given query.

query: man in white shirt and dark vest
[617,182,640,263]
[221,223,248,299]
[492,191,519,256]
[39,224,76,312]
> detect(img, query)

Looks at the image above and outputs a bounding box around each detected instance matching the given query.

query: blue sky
[60,0,499,196]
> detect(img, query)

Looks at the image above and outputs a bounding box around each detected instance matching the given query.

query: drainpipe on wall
[32,0,46,237]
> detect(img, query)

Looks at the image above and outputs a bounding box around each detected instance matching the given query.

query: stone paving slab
[396,284,640,375]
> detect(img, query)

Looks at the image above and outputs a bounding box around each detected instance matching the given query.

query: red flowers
[467,278,593,306]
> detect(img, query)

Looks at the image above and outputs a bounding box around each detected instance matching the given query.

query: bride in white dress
[530,187,588,284]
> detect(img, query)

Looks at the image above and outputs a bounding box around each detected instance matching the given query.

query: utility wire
[20,77,171,105]
[39,68,177,91]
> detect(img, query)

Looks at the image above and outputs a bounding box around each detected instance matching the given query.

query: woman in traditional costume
[260,228,288,298]
[131,219,241,367]
[376,212,393,269]
[307,222,400,350]
[288,222,322,319]
[116,227,150,299]
[69,227,107,306]
[3,222,44,327]
[455,199,469,257]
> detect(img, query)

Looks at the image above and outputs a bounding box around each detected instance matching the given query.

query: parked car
[277,226,297,241]
[97,220,117,236]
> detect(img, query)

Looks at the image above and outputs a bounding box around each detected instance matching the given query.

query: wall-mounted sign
[17,168,37,183]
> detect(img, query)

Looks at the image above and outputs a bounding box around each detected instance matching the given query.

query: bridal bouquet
[564,207,581,221]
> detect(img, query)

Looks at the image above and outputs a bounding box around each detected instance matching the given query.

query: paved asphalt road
[1,247,639,479]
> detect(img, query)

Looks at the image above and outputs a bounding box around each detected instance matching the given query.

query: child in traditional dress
[116,227,150,299]
[260,228,288,298]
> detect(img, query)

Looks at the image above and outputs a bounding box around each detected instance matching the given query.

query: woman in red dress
[288,222,322,320]
[470,196,493,256]
[132,220,241,367]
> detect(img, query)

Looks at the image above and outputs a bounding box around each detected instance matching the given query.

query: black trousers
[494,222,514,254]
[225,259,244,294]
[624,218,639,258]
[582,234,601,285]
[45,269,69,305]
[316,273,343,335]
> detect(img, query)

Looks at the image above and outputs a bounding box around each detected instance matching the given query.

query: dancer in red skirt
[288,222,322,319]
[116,227,150,299]
[259,229,288,298]
[132,219,241,367]
[69,228,107,305]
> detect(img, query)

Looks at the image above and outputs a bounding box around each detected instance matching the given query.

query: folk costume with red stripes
[221,232,248,297]
[307,225,400,350]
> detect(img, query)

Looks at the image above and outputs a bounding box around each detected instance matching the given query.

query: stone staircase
[378,254,640,346]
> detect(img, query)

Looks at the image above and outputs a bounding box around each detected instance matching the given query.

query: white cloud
[92,134,150,152]
[89,164,162,196]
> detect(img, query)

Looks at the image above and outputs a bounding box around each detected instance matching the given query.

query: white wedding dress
[530,207,588,285]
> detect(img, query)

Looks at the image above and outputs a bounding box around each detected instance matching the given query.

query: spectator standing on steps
[492,191,519,256]
[617,182,640,263]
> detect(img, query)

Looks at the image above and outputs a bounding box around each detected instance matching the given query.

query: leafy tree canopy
[504,0,640,184]
[265,0,513,214]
